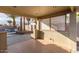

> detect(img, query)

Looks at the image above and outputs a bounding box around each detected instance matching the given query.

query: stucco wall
[43,30,75,52]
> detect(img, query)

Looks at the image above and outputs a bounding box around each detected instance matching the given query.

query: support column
[65,15,67,32]
[37,19,41,30]
[20,17,22,31]
[27,18,30,31]
[23,17,26,31]
[34,18,37,39]
[69,12,77,52]
[35,19,43,39]
[12,16,16,27]
[34,18,37,30]
[49,18,51,31]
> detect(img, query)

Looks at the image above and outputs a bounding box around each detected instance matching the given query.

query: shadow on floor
[34,40,70,53]
[7,39,70,53]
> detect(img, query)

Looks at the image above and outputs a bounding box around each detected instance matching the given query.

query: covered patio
[0,6,78,53]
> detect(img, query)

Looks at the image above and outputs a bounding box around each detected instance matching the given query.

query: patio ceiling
[0,6,72,19]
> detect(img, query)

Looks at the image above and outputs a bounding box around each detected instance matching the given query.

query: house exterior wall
[38,14,76,52]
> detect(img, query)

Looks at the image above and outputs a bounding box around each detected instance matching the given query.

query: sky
[0,13,9,24]
[0,13,35,26]
[0,13,20,25]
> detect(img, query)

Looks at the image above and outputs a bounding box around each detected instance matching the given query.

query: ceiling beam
[0,6,72,19]
[0,7,36,18]
[37,9,71,19]
[70,6,76,12]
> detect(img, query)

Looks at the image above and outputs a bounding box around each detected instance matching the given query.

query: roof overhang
[0,6,73,19]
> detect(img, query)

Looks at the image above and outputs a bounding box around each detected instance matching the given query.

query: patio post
[49,18,51,31]
[69,11,77,52]
[20,16,23,31]
[12,16,16,28]
[37,19,41,30]
[23,17,26,31]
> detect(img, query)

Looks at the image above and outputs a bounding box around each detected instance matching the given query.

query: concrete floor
[7,32,69,53]
[5,31,73,53]
[7,32,33,46]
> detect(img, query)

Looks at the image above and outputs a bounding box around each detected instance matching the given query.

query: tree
[8,15,16,27]
[7,20,12,26]
[7,14,19,27]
